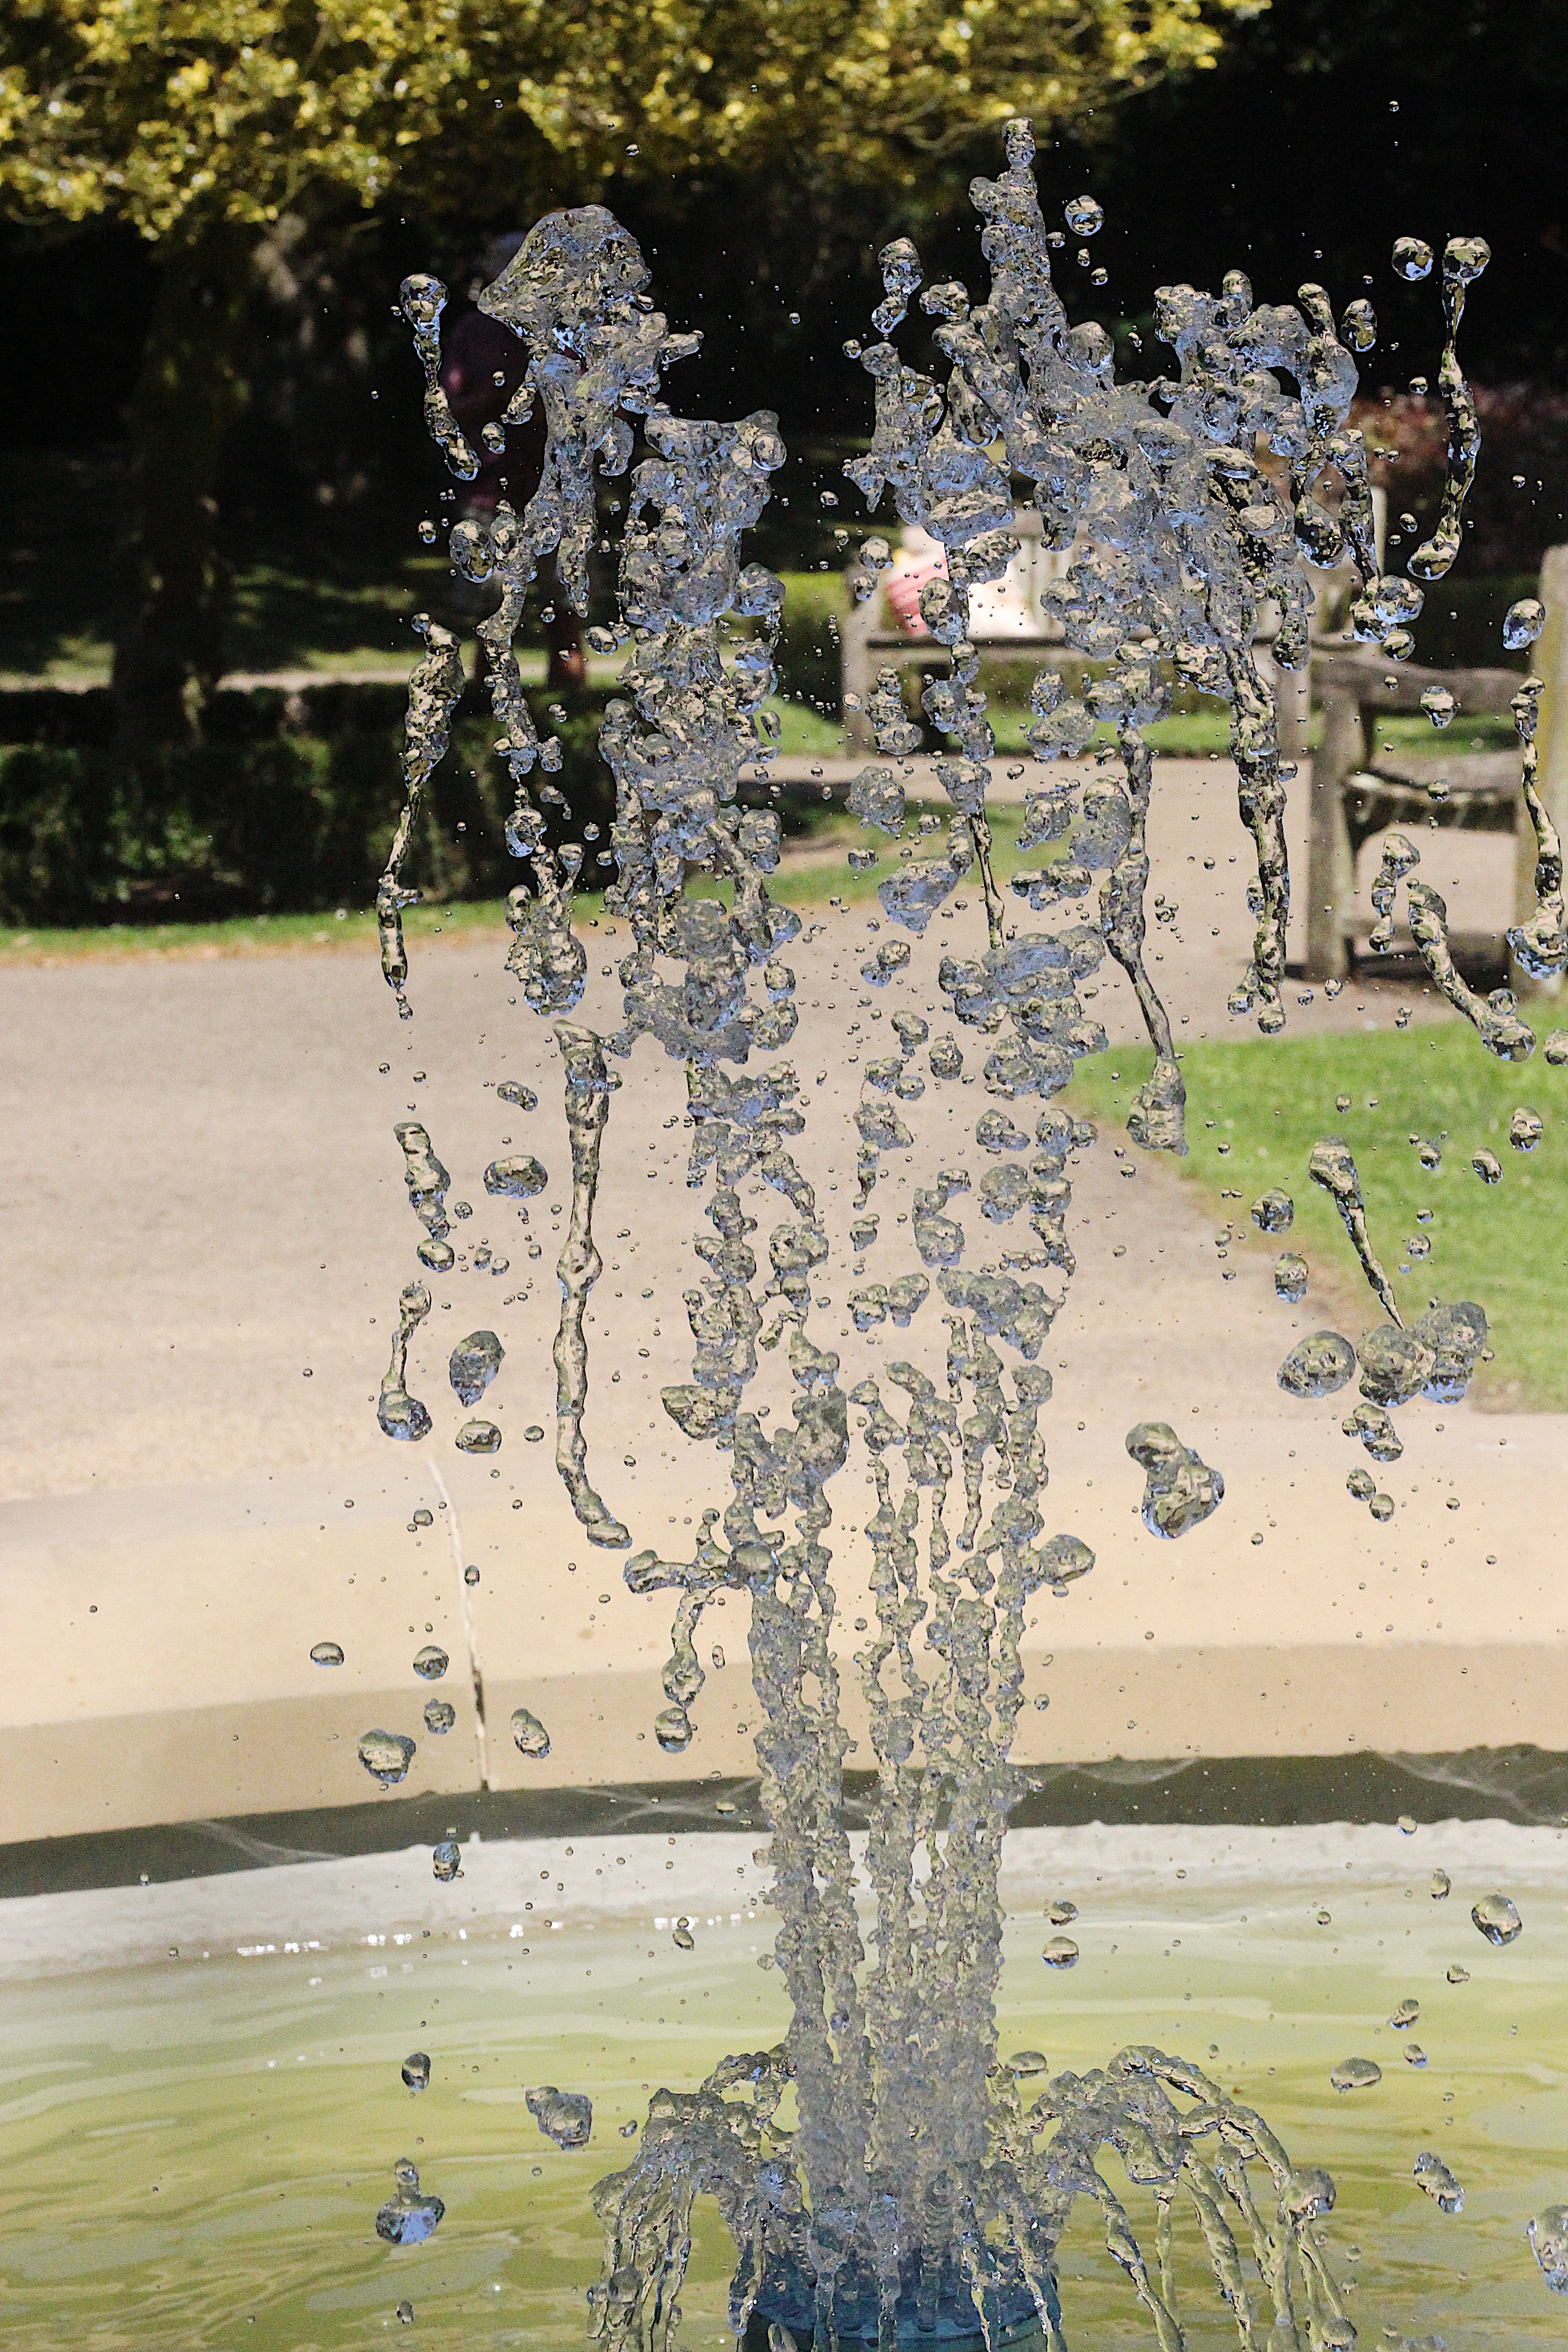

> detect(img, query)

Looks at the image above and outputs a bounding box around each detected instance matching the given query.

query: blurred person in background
[438,230,586,688]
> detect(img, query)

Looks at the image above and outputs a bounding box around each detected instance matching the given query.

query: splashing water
[370,127,1519,2352]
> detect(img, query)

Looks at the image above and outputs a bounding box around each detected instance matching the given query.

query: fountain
[369,118,1540,2352]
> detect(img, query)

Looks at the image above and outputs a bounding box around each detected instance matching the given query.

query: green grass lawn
[1069,1026,1568,1412]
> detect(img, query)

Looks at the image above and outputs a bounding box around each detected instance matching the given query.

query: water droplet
[655,1705,694,1752]
[1278,1332,1356,1398]
[672,1920,696,1950]
[450,1328,504,1404]
[484,1155,548,1199]
[413,1645,449,1680]
[1414,2151,1462,2211]
[510,1706,550,1758]
[1404,2042,1427,2067]
[1471,1891,1522,1945]
[464,1563,480,1586]
[1390,1998,1419,2028]
[423,1698,456,1734]
[1392,237,1433,281]
[1369,1492,1395,1522]
[310,1641,344,1667]
[397,2299,415,2324]
[402,2051,431,2090]
[1273,1250,1308,1303]
[1251,1187,1294,1234]
[1009,2049,1049,2075]
[1063,194,1103,238]
[527,2086,592,2146]
[1420,685,1455,729]
[1041,1936,1079,1968]
[1504,596,1545,651]
[1471,1148,1502,1184]
[456,1419,503,1453]
[1396,1814,1417,1835]
[358,1730,416,1787]
[1529,2205,1568,2292]
[1328,2057,1382,2092]
[1347,1469,1375,1502]
[1509,1107,1542,1152]
[1431,1869,1451,1900]
[432,1838,463,1882]
[376,2157,444,2244]
[1125,1422,1224,1537]
[1446,1962,1470,1984]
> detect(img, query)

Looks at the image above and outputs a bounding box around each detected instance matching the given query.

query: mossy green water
[3,1839,1563,2351]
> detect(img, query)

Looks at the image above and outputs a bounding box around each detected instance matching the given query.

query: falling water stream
[343,125,1568,2351]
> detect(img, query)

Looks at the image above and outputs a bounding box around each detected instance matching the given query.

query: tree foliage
[1,0,1256,240]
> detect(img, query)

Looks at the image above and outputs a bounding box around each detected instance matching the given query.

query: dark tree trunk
[111,221,252,747]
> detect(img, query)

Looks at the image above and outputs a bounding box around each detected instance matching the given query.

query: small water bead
[1431,1869,1451,1899]
[510,1706,550,1758]
[1547,1031,1568,1065]
[1392,236,1433,281]
[1278,1331,1356,1398]
[1406,1233,1431,1259]
[358,1730,416,1786]
[376,2157,444,2244]
[1251,1186,1294,1234]
[1446,1963,1470,1984]
[1471,1148,1502,1183]
[655,1705,693,1752]
[1529,2205,1568,2292]
[1369,1492,1395,1522]
[1347,1469,1375,1502]
[1274,1251,1309,1303]
[1390,1998,1419,2028]
[1472,1891,1522,1945]
[1335,1093,1352,1112]
[1045,1899,1079,1926]
[1009,2050,1049,2076]
[1417,1138,1442,1170]
[672,1921,696,1951]
[397,2304,415,2327]
[456,1419,502,1453]
[527,2086,592,2148]
[1510,1107,1543,1151]
[1397,1813,1418,1834]
[423,1698,456,1734]
[1329,2057,1382,2092]
[1404,2043,1427,2067]
[1041,1936,1079,1969]
[1420,686,1456,729]
[1340,298,1377,352]
[1125,1421,1225,1538]
[432,1839,463,1882]
[464,1563,480,1585]
[1504,596,1546,651]
[310,1641,344,1667]
[1414,2152,1463,2211]
[484,1155,548,1198]
[496,1080,538,1108]
[418,1237,456,1271]
[449,1328,504,1404]
[412,1645,449,1680]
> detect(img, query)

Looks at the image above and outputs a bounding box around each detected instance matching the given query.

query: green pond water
[2,1822,1564,2352]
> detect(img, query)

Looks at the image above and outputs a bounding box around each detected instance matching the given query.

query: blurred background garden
[1,0,1565,934]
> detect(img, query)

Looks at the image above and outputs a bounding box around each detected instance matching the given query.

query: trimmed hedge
[0,695,616,927]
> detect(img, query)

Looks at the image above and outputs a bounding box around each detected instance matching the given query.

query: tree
[0,0,1253,737]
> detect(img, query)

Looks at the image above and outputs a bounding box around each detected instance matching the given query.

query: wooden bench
[1303,647,1532,982]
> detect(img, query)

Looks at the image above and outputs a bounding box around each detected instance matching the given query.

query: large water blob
[377,134,1507,2352]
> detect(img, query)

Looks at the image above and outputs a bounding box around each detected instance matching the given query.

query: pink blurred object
[882,530,947,636]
